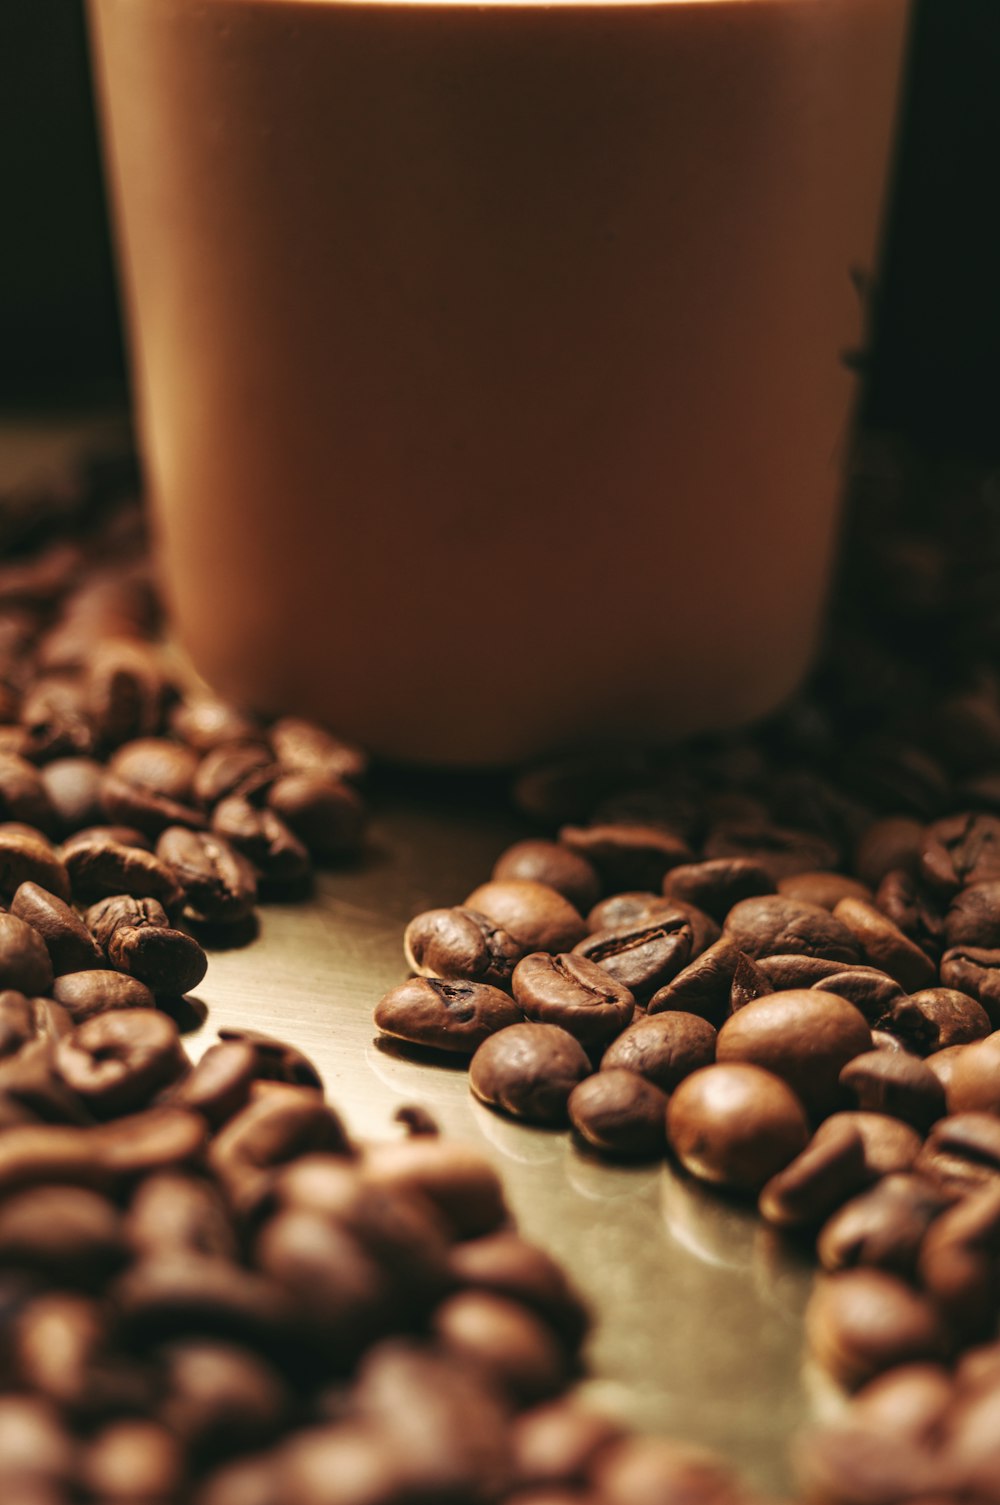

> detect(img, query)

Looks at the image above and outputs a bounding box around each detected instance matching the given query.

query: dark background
[1,0,998,456]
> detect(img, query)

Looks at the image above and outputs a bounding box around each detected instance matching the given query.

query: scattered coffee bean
[512,953,634,1047]
[876,987,992,1054]
[85,895,209,997]
[0,912,54,995]
[646,938,743,1025]
[465,880,587,955]
[63,832,181,908]
[839,1048,947,1131]
[916,1113,1000,1195]
[491,840,601,914]
[38,756,106,835]
[403,907,524,988]
[100,770,208,837]
[817,1173,953,1278]
[169,695,262,751]
[55,1010,189,1117]
[758,1118,869,1230]
[267,772,366,859]
[663,857,775,923]
[832,896,938,992]
[939,945,1000,1028]
[0,826,71,904]
[10,882,103,975]
[469,1023,591,1125]
[193,741,276,808]
[805,1269,952,1389]
[778,872,874,911]
[269,716,368,785]
[723,895,860,963]
[209,797,310,885]
[156,827,258,926]
[810,965,905,1021]
[600,1010,716,1092]
[567,1069,668,1159]
[375,977,523,1055]
[945,1033,1000,1114]
[716,990,871,1116]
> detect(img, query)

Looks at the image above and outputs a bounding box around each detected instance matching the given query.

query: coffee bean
[17,671,96,761]
[0,990,63,1060]
[217,1028,324,1092]
[55,1010,188,1118]
[817,1173,952,1277]
[805,1269,952,1389]
[703,821,840,881]
[448,1232,588,1346]
[511,1401,623,1490]
[946,1033,1000,1114]
[817,1110,923,1179]
[158,1339,290,1461]
[716,990,871,1116]
[839,1048,947,1131]
[208,1087,350,1214]
[156,827,257,926]
[169,695,262,752]
[939,946,1000,1028]
[210,797,310,885]
[268,1425,405,1505]
[755,953,855,990]
[403,907,524,988]
[63,832,181,908]
[917,1182,1000,1334]
[833,896,938,991]
[557,822,692,892]
[11,1291,150,1421]
[100,770,208,838]
[567,1069,668,1160]
[662,857,775,923]
[600,1011,716,1092]
[728,950,770,1011]
[38,757,105,835]
[126,1172,238,1261]
[0,829,71,905]
[10,883,103,975]
[106,737,199,803]
[362,1139,507,1240]
[0,752,55,830]
[434,1290,571,1406]
[512,953,633,1048]
[665,1063,809,1193]
[876,987,992,1055]
[492,840,600,914]
[810,965,905,1021]
[758,1118,869,1229]
[646,938,743,1025]
[0,913,54,995]
[0,1185,125,1285]
[572,912,692,1004]
[164,1042,258,1129]
[465,881,586,955]
[855,816,926,890]
[722,895,860,963]
[875,868,946,962]
[375,976,523,1056]
[63,823,153,853]
[916,1113,1000,1195]
[85,638,170,747]
[85,895,209,996]
[921,812,1000,895]
[193,742,276,808]
[267,773,366,859]
[585,890,673,932]
[924,1043,969,1095]
[113,1254,289,1350]
[469,1023,591,1126]
[52,970,156,1021]
[269,716,368,785]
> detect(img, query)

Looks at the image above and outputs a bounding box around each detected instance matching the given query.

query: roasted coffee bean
[832,896,937,991]
[817,1110,922,1179]
[375,977,523,1055]
[600,1011,716,1092]
[10,1291,150,1420]
[193,742,276,808]
[469,1023,591,1126]
[945,880,1000,953]
[703,821,840,881]
[37,757,105,835]
[465,880,587,955]
[662,857,775,923]
[0,990,57,1059]
[63,823,154,854]
[876,987,992,1054]
[567,1069,667,1160]
[916,1113,1000,1195]
[448,1233,588,1345]
[511,1400,623,1490]
[433,1290,571,1405]
[0,1185,125,1284]
[81,1409,185,1494]
[362,1138,507,1239]
[85,894,209,997]
[758,1118,869,1229]
[158,1339,290,1460]
[169,695,262,752]
[875,868,947,966]
[17,671,96,760]
[794,1413,954,1505]
[403,907,524,989]
[63,832,181,907]
[126,1172,237,1261]
[585,890,674,932]
[165,1042,258,1129]
[939,946,1000,1028]
[728,950,770,1011]
[156,827,258,925]
[491,840,600,914]
[210,797,310,885]
[0,912,54,995]
[716,990,871,1116]
[100,771,208,838]
[754,953,854,990]
[511,953,633,1047]
[572,912,692,1004]
[839,1048,947,1131]
[855,816,926,890]
[920,812,1000,896]
[557,822,692,892]
[217,1028,324,1092]
[52,969,156,1021]
[10,883,103,974]
[810,965,905,1021]
[113,1254,289,1350]
[0,828,71,904]
[917,1182,1000,1334]
[107,737,200,802]
[267,772,366,859]
[924,1042,969,1094]
[269,716,368,785]
[591,1433,751,1505]
[805,1269,952,1389]
[86,638,170,746]
[665,1063,809,1193]
[646,938,743,1025]
[776,870,874,911]
[946,1033,1000,1114]
[267,1425,405,1505]
[55,1010,189,1117]
[0,1394,76,1489]
[817,1173,952,1277]
[722,895,860,963]
[208,1086,351,1213]
[0,752,55,829]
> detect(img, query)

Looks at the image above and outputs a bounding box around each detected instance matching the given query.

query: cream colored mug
[89,0,910,765]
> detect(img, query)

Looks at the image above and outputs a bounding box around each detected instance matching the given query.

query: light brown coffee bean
[665,1063,809,1193]
[722,895,860,962]
[817,1173,952,1277]
[0,912,54,995]
[815,1110,923,1179]
[573,912,693,1004]
[810,965,905,1021]
[839,1048,947,1131]
[833,896,938,991]
[374,977,523,1056]
[448,1232,588,1345]
[269,716,368,785]
[10,883,103,975]
[433,1290,571,1405]
[465,880,587,955]
[600,1011,716,1092]
[916,1113,1000,1195]
[52,970,156,1022]
[778,871,874,910]
[0,828,71,905]
[362,1138,507,1240]
[758,1118,870,1230]
[55,1010,189,1117]
[805,1269,951,1389]
[558,822,692,892]
[38,757,105,836]
[492,840,600,914]
[716,990,871,1116]
[267,773,366,859]
[403,907,524,989]
[646,938,742,1026]
[876,987,992,1055]
[946,1032,1000,1113]
[663,857,775,923]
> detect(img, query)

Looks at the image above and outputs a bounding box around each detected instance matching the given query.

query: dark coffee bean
[126,1172,238,1261]
[512,953,633,1047]
[557,822,692,893]
[716,990,871,1116]
[193,742,277,808]
[169,695,262,752]
[492,840,600,914]
[511,750,653,826]
[662,899,720,959]
[758,1118,869,1229]
[722,895,860,963]
[945,879,1000,951]
[10,883,103,974]
[567,1069,667,1160]
[468,1023,591,1125]
[107,737,200,802]
[0,828,71,904]
[875,868,946,962]
[433,1290,571,1405]
[267,773,366,859]
[854,816,926,890]
[946,1033,1000,1114]
[665,1062,809,1192]
[591,1433,749,1505]
[0,1121,118,1200]
[86,638,170,746]
[810,966,905,1022]
[17,671,96,760]
[920,812,1000,896]
[662,857,775,923]
[0,1185,125,1284]
[511,1400,623,1490]
[362,1138,507,1239]
[646,938,742,1025]
[55,1010,189,1117]
[0,913,54,995]
[586,890,672,932]
[448,1232,588,1345]
[85,895,209,996]
[817,1110,922,1179]
[795,1415,954,1505]
[817,1173,952,1277]
[0,990,64,1060]
[156,827,258,925]
[269,716,368,785]
[164,1042,258,1129]
[38,757,105,835]
[53,970,157,1021]
[210,797,310,885]
[600,1011,716,1092]
[939,946,1000,1028]
[403,907,524,988]
[375,977,523,1055]
[113,1254,289,1349]
[776,871,873,911]
[876,987,992,1055]
[572,912,692,1004]
[805,1269,952,1389]
[464,880,586,956]
[64,832,181,907]
[839,1049,947,1131]
[917,1112,1000,1195]
[158,1339,290,1460]
[100,771,208,838]
[832,896,938,991]
[703,821,840,881]
[217,1028,324,1092]
[0,752,53,829]
[253,1213,402,1351]
[917,1182,1000,1334]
